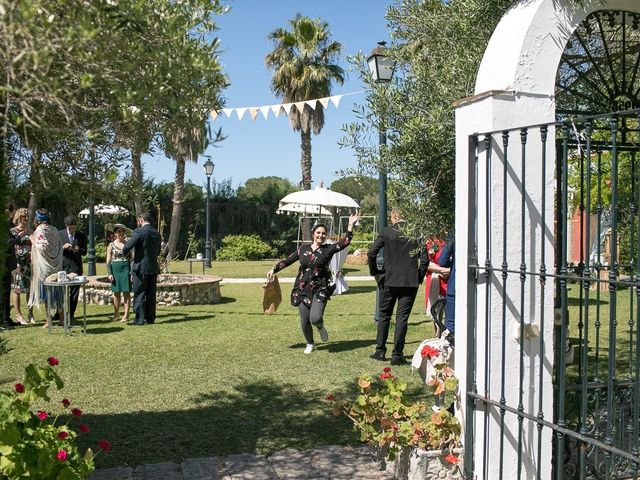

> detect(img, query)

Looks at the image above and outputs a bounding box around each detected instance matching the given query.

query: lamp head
[203,158,215,177]
[367,41,395,83]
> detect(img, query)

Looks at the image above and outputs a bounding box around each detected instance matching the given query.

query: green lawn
[1,280,432,468]
[87,259,372,278]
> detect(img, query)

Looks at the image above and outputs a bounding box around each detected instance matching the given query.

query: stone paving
[90,445,395,480]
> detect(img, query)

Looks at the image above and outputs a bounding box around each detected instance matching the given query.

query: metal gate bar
[465,109,640,479]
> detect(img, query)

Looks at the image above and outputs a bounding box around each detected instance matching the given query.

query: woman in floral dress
[10,208,34,324]
[267,213,359,354]
[106,225,132,322]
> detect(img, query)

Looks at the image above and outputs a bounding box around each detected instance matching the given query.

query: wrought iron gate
[465,109,640,479]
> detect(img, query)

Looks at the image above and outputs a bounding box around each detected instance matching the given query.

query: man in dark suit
[368,208,429,365]
[59,215,87,321]
[122,212,161,325]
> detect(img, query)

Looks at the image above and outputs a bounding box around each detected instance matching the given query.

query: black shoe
[390,357,408,366]
[146,321,155,324]
[132,322,145,326]
[52,312,60,321]
[7,320,20,327]
[370,352,387,361]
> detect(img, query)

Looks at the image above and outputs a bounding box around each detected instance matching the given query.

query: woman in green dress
[106,225,132,322]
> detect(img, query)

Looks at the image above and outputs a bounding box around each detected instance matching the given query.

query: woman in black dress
[267,213,359,354]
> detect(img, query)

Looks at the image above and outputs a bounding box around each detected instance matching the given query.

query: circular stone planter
[80,274,223,306]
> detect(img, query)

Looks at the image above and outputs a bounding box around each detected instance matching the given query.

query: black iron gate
[464,109,640,479]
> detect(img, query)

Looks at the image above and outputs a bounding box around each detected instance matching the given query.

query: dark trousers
[131,272,157,324]
[2,271,11,324]
[374,286,418,360]
[69,285,79,319]
[298,296,327,344]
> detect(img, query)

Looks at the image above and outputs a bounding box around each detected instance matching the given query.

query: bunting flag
[210,90,363,122]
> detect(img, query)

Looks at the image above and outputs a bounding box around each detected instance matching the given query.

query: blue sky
[142,0,393,190]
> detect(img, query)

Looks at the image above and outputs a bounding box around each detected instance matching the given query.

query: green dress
[109,242,131,293]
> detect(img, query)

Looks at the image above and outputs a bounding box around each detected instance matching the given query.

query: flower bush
[0,356,110,479]
[331,348,461,463]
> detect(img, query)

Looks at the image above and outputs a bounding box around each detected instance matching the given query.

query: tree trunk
[166,158,186,261]
[300,129,313,242]
[300,129,312,190]
[131,147,145,215]
[27,152,40,219]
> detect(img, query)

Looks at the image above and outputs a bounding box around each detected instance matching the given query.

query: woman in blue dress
[267,214,359,354]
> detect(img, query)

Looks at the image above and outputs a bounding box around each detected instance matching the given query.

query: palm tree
[266,14,344,190]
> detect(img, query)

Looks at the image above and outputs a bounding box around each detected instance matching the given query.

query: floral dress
[272,231,353,306]
[11,226,32,292]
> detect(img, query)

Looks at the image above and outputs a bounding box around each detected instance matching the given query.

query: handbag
[262,276,282,314]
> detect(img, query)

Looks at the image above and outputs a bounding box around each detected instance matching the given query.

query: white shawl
[28,223,63,309]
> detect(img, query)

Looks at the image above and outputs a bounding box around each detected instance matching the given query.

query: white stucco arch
[455,1,640,479]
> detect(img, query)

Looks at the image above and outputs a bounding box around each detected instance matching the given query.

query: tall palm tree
[266,14,344,190]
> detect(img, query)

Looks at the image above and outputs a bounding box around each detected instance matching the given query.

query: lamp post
[203,158,215,269]
[367,41,395,322]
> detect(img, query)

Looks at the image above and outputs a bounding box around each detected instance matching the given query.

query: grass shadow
[79,380,358,468]
[344,285,377,295]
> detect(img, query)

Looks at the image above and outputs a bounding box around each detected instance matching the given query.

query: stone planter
[382,447,464,480]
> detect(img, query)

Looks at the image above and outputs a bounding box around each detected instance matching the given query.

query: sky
[141,0,393,191]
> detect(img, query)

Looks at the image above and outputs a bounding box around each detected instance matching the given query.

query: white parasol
[78,204,130,217]
[278,185,360,210]
[276,203,332,216]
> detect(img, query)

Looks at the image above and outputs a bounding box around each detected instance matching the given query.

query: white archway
[455,0,640,479]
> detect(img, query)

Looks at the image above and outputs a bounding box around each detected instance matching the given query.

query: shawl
[28,223,63,310]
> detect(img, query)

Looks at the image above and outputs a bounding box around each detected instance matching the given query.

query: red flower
[444,453,459,464]
[14,383,25,393]
[383,367,392,373]
[326,394,335,401]
[62,398,71,408]
[56,450,68,462]
[379,373,392,380]
[58,431,69,440]
[37,410,48,421]
[47,356,59,366]
[421,345,441,359]
[71,408,82,417]
[79,423,90,433]
[98,439,111,453]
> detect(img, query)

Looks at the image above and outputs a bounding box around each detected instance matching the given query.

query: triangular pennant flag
[210,110,219,121]
[249,107,259,121]
[282,103,293,115]
[259,106,270,120]
[222,108,234,118]
[294,101,306,113]
[235,107,247,120]
[270,104,282,117]
[318,97,330,109]
[329,95,343,108]
[305,99,317,110]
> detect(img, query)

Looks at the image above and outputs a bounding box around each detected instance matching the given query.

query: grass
[1,280,432,468]
[87,259,372,279]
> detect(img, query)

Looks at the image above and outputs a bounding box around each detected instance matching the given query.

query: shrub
[216,234,275,261]
[0,356,110,479]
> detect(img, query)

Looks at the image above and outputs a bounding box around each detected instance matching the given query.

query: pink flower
[79,423,90,433]
[98,439,111,453]
[58,431,69,440]
[444,453,459,464]
[383,367,391,373]
[37,410,48,421]
[326,394,335,401]
[47,356,59,366]
[71,408,82,417]
[14,383,25,393]
[56,450,68,462]
[62,398,71,408]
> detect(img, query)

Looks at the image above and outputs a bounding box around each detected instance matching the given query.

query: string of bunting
[210,90,364,122]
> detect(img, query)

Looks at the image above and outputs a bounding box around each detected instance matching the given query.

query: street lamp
[367,41,395,322]
[203,158,215,269]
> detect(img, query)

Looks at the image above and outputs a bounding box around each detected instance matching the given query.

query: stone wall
[81,275,222,306]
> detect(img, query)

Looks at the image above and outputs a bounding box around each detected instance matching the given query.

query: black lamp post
[203,158,215,269]
[367,41,395,322]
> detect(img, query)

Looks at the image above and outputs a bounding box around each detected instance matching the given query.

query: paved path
[90,445,394,480]
[220,276,373,284]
